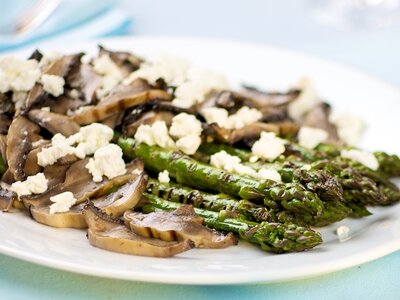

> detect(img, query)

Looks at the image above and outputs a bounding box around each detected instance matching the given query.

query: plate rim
[1,35,399,285]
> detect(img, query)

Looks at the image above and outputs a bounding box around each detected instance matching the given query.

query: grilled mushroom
[26,159,145,228]
[241,86,300,109]
[84,201,194,257]
[24,53,83,111]
[302,102,341,145]
[0,186,17,211]
[28,109,80,136]
[98,46,143,76]
[72,79,172,125]
[6,116,41,181]
[124,205,238,249]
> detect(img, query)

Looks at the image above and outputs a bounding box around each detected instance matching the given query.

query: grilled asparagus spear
[140,193,323,253]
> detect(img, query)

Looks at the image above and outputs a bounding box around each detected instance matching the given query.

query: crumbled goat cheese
[210,151,282,181]
[37,134,76,167]
[330,113,365,146]
[134,121,176,149]
[288,78,320,121]
[73,123,115,158]
[158,170,170,183]
[49,192,77,214]
[298,126,328,149]
[251,132,286,161]
[169,113,203,138]
[301,164,312,171]
[10,173,48,198]
[336,225,351,242]
[93,54,123,99]
[341,149,379,170]
[124,53,189,86]
[86,144,127,182]
[201,107,229,127]
[0,57,41,93]
[152,121,177,149]
[257,168,282,182]
[201,106,262,130]
[41,106,50,112]
[11,92,27,110]
[173,67,228,108]
[40,74,65,97]
[176,134,202,155]
[37,123,114,166]
[69,89,80,99]
[39,50,62,68]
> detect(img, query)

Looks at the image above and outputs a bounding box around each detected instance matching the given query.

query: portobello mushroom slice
[98,46,143,76]
[28,109,80,136]
[67,63,103,104]
[30,202,87,228]
[24,53,83,111]
[302,102,342,145]
[84,201,194,257]
[6,116,41,181]
[72,79,172,125]
[240,86,300,109]
[0,186,17,211]
[124,205,238,249]
[26,159,144,227]
[95,171,148,218]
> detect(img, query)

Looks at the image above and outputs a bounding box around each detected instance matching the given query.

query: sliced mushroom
[0,186,17,211]
[0,114,11,135]
[6,116,41,181]
[72,79,172,125]
[302,102,341,145]
[28,109,80,136]
[98,45,142,76]
[198,90,246,113]
[84,201,194,257]
[0,134,7,171]
[24,53,83,111]
[95,170,148,218]
[241,86,300,109]
[22,158,134,209]
[123,110,175,136]
[30,202,87,228]
[67,63,103,104]
[124,205,238,249]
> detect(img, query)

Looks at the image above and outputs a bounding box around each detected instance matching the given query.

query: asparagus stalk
[147,178,275,222]
[119,138,325,221]
[140,193,323,253]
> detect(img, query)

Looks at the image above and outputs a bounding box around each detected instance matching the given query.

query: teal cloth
[0,0,131,51]
[0,251,399,299]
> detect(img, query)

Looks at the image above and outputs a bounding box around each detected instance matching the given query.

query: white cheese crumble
[330,113,365,146]
[251,132,287,161]
[49,191,77,214]
[11,92,27,110]
[201,106,262,130]
[69,89,80,99]
[210,151,281,181]
[41,106,50,112]
[336,225,350,242]
[341,149,379,170]
[176,134,202,155]
[169,113,203,138]
[158,170,170,183]
[40,74,65,97]
[257,168,282,182]
[86,144,127,182]
[39,50,62,68]
[298,126,328,149]
[0,57,41,93]
[288,78,320,121]
[37,123,114,167]
[10,173,48,198]
[93,54,123,99]
[134,121,176,149]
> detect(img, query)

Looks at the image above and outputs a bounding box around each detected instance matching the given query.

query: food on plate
[0,46,399,258]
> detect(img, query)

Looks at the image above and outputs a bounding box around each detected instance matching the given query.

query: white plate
[1,37,399,285]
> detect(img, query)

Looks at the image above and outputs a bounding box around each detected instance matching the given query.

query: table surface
[1,0,399,299]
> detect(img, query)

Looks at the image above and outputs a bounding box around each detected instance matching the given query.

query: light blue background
[1,0,399,299]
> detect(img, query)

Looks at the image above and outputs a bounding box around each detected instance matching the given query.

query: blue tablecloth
[1,1,399,299]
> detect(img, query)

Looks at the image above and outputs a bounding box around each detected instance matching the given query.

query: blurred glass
[310,0,400,30]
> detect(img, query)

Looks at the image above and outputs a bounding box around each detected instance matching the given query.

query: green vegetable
[140,193,323,253]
